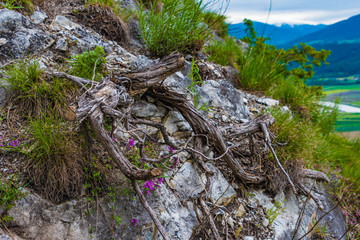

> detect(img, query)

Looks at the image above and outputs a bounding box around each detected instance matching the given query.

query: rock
[30,11,48,24]
[0,9,55,63]
[256,97,279,107]
[196,80,249,120]
[235,204,246,218]
[51,15,80,31]
[0,38,7,46]
[8,184,198,240]
[244,236,254,240]
[131,100,158,118]
[221,114,228,122]
[0,9,24,33]
[262,218,270,227]
[170,162,236,205]
[163,111,192,135]
[55,37,68,51]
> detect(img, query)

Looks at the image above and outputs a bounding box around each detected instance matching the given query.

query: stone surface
[163,111,192,135]
[170,161,237,205]
[30,11,48,24]
[50,15,80,31]
[0,38,7,46]
[0,9,55,63]
[55,37,68,51]
[197,79,249,120]
[256,97,279,107]
[251,180,347,240]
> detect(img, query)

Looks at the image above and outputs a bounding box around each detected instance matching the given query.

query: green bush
[68,46,107,81]
[137,0,210,57]
[1,0,34,12]
[26,114,83,202]
[1,60,69,115]
[205,36,242,66]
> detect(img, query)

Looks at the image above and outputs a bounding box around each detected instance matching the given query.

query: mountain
[281,14,360,78]
[285,14,360,46]
[228,21,327,46]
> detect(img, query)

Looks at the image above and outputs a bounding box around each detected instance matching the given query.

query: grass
[1,0,34,12]
[84,0,131,18]
[270,107,360,191]
[137,0,211,57]
[25,114,83,202]
[0,173,28,222]
[201,11,228,39]
[68,46,107,81]
[1,60,71,116]
[205,36,242,66]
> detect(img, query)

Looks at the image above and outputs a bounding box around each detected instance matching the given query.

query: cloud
[226,9,360,25]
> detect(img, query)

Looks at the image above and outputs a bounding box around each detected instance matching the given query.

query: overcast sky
[225,0,360,25]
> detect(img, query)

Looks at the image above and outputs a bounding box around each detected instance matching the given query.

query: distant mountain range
[228,22,327,46]
[229,14,360,79]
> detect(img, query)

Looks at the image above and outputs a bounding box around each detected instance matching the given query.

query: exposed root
[260,122,297,194]
[297,183,324,211]
[303,169,330,182]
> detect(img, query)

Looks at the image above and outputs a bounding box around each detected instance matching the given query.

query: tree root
[303,169,330,182]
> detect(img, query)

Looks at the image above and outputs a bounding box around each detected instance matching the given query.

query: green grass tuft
[137,0,211,57]
[68,46,107,81]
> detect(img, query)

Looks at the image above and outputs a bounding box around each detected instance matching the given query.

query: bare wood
[132,181,170,240]
[228,114,276,137]
[146,86,265,184]
[199,198,221,240]
[125,52,185,93]
[297,183,324,211]
[260,122,297,194]
[89,108,162,180]
[50,71,96,86]
[303,169,330,182]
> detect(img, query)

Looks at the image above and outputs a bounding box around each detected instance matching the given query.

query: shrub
[205,36,242,66]
[137,0,211,57]
[68,46,107,81]
[25,114,83,202]
[1,60,69,115]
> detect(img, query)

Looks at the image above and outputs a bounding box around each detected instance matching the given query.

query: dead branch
[199,198,221,240]
[260,122,297,194]
[125,52,185,94]
[132,181,170,240]
[292,183,315,240]
[296,183,324,211]
[303,169,330,182]
[146,86,266,184]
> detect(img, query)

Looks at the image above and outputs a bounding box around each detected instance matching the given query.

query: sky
[225,0,360,25]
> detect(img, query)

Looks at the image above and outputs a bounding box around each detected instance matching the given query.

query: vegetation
[1,60,71,116]
[68,46,107,81]
[201,11,228,38]
[137,0,225,57]
[0,173,28,222]
[0,0,34,12]
[187,57,212,111]
[205,36,242,66]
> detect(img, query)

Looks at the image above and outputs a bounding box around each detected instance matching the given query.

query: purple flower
[8,139,20,148]
[127,139,135,149]
[131,218,138,227]
[168,146,174,153]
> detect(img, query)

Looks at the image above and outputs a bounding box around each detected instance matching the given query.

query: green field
[323,84,360,94]
[322,84,360,132]
[335,113,360,132]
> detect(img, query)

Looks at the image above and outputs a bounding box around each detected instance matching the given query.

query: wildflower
[131,218,138,227]
[168,146,174,153]
[127,139,135,149]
